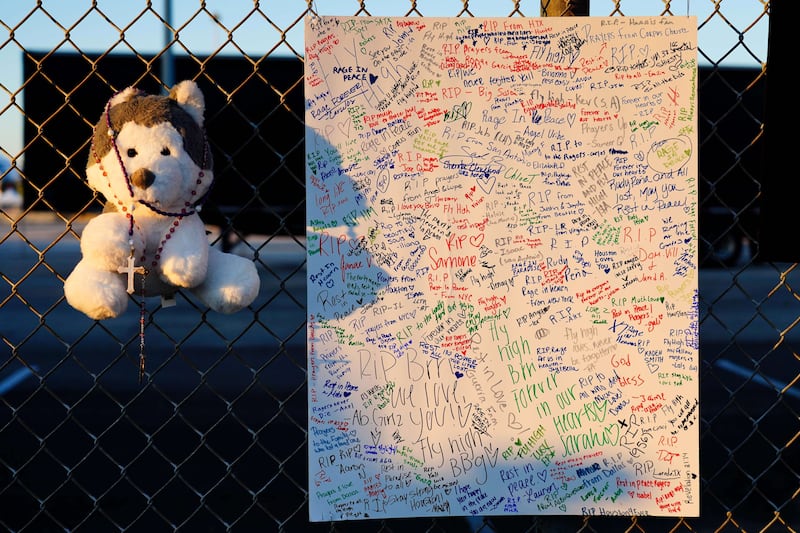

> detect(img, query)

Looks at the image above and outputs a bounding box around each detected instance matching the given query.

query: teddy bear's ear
[107,87,141,109]
[169,80,205,127]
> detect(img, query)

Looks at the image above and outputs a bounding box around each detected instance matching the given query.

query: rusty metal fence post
[541,0,590,17]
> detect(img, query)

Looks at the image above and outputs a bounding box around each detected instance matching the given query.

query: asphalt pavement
[1,211,310,409]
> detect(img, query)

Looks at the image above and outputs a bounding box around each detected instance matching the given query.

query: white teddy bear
[64,80,260,320]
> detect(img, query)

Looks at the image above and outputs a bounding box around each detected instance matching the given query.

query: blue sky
[0,0,769,162]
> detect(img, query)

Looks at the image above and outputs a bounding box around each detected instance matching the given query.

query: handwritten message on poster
[305,15,698,520]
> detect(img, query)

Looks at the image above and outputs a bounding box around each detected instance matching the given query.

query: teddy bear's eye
[127,148,137,158]
[161,147,171,156]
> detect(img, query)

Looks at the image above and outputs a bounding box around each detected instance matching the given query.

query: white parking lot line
[0,366,37,395]
[714,359,800,400]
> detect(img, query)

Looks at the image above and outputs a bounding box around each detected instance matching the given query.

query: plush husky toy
[64,81,260,320]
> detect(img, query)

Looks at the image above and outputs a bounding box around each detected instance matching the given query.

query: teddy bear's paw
[159,253,208,288]
[193,250,260,314]
[64,263,129,320]
[80,213,145,271]
[204,289,254,314]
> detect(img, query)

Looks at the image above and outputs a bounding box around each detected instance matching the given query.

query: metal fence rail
[2,1,797,532]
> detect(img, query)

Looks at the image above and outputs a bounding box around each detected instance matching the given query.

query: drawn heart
[369,73,379,84]
[507,412,524,430]
[566,113,576,127]
[476,175,496,194]
[603,266,611,274]
[635,151,645,162]
[343,391,351,397]
[647,362,660,373]
[537,470,548,482]
[337,119,351,137]
[455,371,464,379]
[469,233,484,247]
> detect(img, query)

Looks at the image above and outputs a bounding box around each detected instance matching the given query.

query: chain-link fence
[2,1,796,532]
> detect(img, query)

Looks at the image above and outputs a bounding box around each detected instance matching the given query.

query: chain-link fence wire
[1,1,796,532]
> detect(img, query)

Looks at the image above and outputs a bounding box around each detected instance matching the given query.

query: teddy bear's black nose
[131,168,155,189]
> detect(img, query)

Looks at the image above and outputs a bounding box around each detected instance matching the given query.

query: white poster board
[305,15,698,520]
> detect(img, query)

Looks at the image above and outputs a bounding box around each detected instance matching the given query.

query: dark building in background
[22,52,764,265]
[758,0,792,262]
[22,52,306,241]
